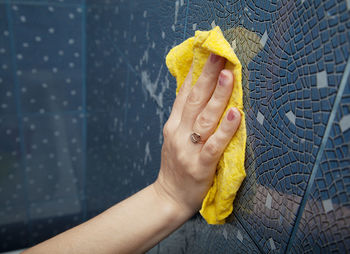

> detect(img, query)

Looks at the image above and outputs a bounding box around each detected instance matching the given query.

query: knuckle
[186,91,201,106]
[188,168,205,182]
[216,131,228,145]
[162,122,172,139]
[201,69,216,82]
[175,150,188,168]
[197,114,213,129]
[173,134,184,152]
[204,141,221,159]
[212,89,227,102]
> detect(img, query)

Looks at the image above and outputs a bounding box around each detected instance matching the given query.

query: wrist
[151,181,195,225]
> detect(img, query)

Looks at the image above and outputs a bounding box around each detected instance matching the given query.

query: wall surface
[0,0,349,253]
[0,0,85,250]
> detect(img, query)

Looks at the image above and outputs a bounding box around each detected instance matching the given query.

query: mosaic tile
[156,214,260,254]
[291,76,350,253]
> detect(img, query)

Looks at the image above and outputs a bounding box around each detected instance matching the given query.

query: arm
[24,184,191,254]
[23,53,241,254]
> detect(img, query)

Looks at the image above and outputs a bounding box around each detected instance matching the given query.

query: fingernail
[219,71,228,86]
[227,108,236,121]
[210,53,220,63]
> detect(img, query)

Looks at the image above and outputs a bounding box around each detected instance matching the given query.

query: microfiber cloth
[165,26,246,224]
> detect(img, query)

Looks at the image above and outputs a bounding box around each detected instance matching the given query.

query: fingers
[180,53,226,130]
[192,69,233,142]
[199,108,241,165]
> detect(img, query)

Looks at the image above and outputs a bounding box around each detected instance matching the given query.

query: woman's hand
[154,53,242,216]
[23,53,242,254]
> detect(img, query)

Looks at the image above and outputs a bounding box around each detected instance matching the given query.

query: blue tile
[85,111,127,212]
[0,206,30,252]
[85,96,162,213]
[0,4,16,115]
[11,3,83,114]
[28,197,84,245]
[0,116,25,208]
[87,2,131,61]
[291,90,350,253]
[128,0,187,70]
[0,116,29,252]
[11,0,82,4]
[22,113,84,203]
[86,4,129,112]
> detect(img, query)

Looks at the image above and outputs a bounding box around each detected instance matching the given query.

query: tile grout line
[285,56,350,253]
[81,0,87,222]
[5,0,33,245]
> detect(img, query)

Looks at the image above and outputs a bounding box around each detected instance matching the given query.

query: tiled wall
[0,0,85,251]
[0,0,350,253]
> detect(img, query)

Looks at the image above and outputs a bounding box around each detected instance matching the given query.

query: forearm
[24,183,193,254]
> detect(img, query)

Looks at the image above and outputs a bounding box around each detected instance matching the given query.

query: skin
[23,53,241,254]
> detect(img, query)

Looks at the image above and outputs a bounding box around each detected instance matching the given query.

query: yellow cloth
[165,26,246,224]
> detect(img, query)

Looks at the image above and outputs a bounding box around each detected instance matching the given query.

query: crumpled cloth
[165,26,246,224]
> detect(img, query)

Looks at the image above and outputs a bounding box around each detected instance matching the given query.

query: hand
[23,53,242,254]
[154,53,242,216]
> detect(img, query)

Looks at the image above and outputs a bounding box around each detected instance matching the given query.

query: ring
[190,132,202,144]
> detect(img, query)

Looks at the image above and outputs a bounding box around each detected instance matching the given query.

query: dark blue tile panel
[22,113,84,204]
[84,0,188,219]
[128,0,188,119]
[124,72,164,184]
[0,116,30,252]
[129,0,188,69]
[85,75,164,216]
[86,3,129,112]
[85,111,127,214]
[28,197,84,246]
[0,4,16,115]
[10,0,82,5]
[0,116,25,209]
[11,3,83,114]
[21,113,85,246]
[0,207,29,251]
